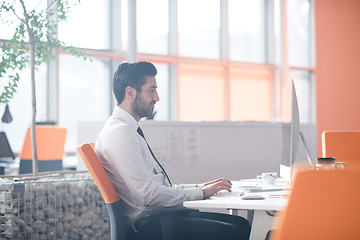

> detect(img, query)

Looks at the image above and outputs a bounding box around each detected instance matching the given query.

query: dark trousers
[177,212,251,240]
[132,211,251,240]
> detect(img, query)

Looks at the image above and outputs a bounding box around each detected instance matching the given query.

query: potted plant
[0,0,90,175]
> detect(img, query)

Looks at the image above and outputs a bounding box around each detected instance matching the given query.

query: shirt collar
[112,106,139,131]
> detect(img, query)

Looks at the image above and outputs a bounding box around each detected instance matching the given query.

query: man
[95,61,250,239]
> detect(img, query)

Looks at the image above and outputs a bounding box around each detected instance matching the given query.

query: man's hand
[198,178,232,199]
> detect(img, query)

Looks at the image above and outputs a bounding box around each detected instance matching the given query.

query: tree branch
[9,5,24,24]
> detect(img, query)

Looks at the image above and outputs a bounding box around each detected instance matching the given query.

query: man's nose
[154,91,160,102]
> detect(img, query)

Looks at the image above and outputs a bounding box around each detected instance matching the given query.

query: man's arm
[99,126,203,206]
[176,178,233,199]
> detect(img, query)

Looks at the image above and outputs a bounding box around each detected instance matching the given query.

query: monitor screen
[0,132,15,161]
[280,79,300,181]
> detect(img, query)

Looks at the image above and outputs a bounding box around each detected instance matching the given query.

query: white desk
[183,179,289,240]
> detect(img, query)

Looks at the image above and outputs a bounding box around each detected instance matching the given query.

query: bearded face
[132,76,159,120]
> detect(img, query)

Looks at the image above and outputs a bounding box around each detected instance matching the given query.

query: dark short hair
[113,61,157,105]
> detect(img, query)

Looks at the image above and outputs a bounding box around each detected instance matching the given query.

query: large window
[152,63,170,120]
[0,7,17,40]
[287,0,314,123]
[287,0,311,67]
[0,1,47,39]
[58,0,110,50]
[178,0,220,59]
[229,0,266,63]
[0,0,315,154]
[57,0,111,151]
[137,0,169,55]
[59,55,111,151]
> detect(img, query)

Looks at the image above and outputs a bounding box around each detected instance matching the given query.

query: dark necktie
[137,127,172,187]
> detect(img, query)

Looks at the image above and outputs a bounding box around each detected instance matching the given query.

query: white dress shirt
[95,107,203,223]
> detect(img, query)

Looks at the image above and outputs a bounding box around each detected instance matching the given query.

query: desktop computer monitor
[280,79,300,181]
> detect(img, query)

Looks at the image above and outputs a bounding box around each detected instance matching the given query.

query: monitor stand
[280,131,314,183]
[299,131,314,167]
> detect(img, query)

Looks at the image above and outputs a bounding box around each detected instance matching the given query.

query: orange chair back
[19,126,67,160]
[322,130,360,164]
[271,168,360,240]
[77,143,120,204]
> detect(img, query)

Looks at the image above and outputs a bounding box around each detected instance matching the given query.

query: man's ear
[125,86,136,101]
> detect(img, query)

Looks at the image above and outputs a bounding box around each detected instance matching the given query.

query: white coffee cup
[257,172,278,185]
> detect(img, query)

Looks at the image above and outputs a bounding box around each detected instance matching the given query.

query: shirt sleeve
[174,183,198,189]
[100,126,203,208]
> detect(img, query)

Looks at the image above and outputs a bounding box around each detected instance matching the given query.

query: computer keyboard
[213,190,245,197]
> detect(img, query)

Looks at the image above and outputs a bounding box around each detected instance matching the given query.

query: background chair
[270,168,360,240]
[0,131,16,175]
[19,126,67,174]
[322,130,360,165]
[77,143,200,240]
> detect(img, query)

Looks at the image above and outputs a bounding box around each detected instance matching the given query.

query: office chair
[270,168,360,240]
[76,143,201,240]
[0,131,15,175]
[19,126,67,174]
[322,130,360,166]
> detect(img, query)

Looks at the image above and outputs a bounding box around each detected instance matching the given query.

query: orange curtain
[178,63,226,121]
[229,67,272,121]
[178,63,273,122]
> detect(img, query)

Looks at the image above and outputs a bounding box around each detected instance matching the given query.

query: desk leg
[249,210,277,240]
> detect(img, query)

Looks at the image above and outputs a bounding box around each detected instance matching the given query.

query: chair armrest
[140,207,199,219]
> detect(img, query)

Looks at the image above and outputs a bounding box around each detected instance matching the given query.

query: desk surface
[184,195,287,211]
[183,179,290,240]
[183,179,289,211]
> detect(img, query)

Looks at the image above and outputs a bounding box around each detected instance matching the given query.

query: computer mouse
[241,194,265,200]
